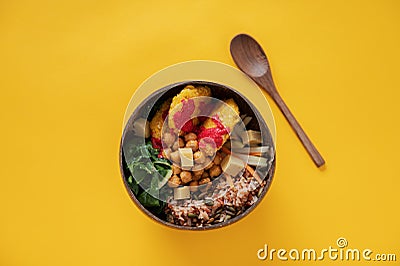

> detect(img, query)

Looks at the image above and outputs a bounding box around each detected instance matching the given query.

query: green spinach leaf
[137,191,160,207]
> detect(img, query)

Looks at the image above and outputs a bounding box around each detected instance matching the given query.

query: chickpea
[184,132,197,142]
[178,137,185,148]
[172,165,181,175]
[192,172,202,181]
[170,150,180,164]
[213,153,222,165]
[180,171,193,184]
[193,151,206,164]
[201,171,209,179]
[209,165,222,178]
[185,139,199,152]
[193,169,204,177]
[199,139,216,157]
[189,180,199,192]
[162,132,176,147]
[204,160,214,170]
[198,177,211,185]
[193,169,204,181]
[168,175,181,188]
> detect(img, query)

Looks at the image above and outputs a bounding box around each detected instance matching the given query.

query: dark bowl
[119,80,276,230]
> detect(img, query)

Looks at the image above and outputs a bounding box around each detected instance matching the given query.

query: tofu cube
[221,154,244,177]
[243,130,262,146]
[174,186,191,200]
[178,148,194,168]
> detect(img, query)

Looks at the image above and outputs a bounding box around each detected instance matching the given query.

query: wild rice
[164,171,266,227]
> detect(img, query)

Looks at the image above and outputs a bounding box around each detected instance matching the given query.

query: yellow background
[1,0,399,265]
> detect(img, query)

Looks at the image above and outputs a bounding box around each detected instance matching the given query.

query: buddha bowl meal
[120,81,275,229]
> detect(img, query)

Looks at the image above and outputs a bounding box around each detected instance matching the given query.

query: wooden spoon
[230,34,325,167]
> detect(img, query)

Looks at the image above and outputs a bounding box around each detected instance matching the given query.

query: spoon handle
[270,90,325,167]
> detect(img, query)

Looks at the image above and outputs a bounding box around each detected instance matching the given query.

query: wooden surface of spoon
[230,33,325,167]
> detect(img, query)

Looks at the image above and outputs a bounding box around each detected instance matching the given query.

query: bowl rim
[119,80,276,230]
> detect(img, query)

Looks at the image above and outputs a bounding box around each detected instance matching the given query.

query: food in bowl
[121,82,275,229]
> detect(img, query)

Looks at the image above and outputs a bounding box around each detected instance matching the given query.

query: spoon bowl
[230,35,270,78]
